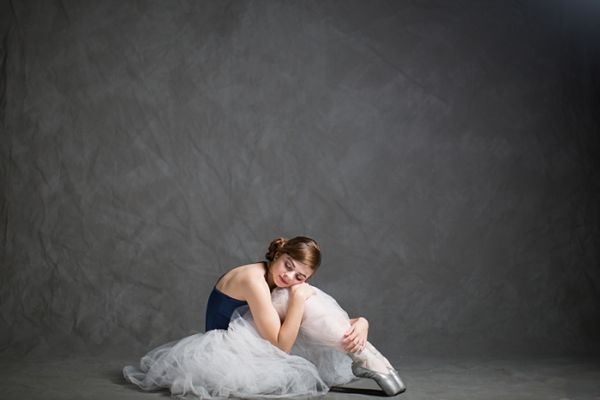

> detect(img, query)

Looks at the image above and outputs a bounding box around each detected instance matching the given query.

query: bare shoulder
[238,263,270,297]
[218,262,269,301]
[229,262,265,281]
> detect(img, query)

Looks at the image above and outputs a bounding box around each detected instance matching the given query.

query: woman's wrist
[287,294,306,310]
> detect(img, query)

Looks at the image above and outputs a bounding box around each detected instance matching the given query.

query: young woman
[123,236,405,398]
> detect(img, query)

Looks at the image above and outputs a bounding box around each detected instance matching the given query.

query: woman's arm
[343,317,369,352]
[243,278,313,353]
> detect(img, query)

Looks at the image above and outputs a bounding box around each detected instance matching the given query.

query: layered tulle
[272,286,355,385]
[123,285,355,399]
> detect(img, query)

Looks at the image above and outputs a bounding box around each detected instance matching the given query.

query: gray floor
[1,354,599,400]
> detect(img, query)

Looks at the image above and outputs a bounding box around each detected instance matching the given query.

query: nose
[283,271,294,284]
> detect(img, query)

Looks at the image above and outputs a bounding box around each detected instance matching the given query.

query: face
[270,253,313,288]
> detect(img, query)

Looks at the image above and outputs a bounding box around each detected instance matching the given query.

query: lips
[279,276,289,286]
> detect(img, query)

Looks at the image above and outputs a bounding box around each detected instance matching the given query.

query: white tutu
[123,286,355,399]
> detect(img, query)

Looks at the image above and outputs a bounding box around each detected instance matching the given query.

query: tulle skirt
[123,286,355,399]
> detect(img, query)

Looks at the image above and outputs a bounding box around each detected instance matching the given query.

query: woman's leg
[271,286,394,374]
[271,285,406,395]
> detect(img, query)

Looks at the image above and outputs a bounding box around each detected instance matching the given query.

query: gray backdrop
[1,0,599,359]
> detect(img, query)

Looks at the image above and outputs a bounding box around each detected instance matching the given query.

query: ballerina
[123,236,405,398]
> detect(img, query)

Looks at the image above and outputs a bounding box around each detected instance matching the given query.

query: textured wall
[1,0,599,358]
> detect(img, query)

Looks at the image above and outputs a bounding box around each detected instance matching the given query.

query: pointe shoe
[351,362,406,396]
[390,368,406,391]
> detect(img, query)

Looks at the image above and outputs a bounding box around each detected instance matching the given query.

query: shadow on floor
[329,386,390,396]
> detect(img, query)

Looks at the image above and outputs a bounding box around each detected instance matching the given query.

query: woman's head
[265,236,321,287]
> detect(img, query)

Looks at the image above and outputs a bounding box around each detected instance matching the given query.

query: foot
[350,341,392,374]
[349,342,406,396]
[351,362,406,396]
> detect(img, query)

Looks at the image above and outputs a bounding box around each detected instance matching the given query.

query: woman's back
[204,262,267,331]
[214,262,267,301]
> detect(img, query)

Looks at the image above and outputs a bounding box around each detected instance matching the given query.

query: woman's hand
[342,317,369,353]
[289,283,315,301]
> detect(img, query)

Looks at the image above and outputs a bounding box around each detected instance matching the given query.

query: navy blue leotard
[205,285,248,331]
[205,263,266,331]
[205,261,268,332]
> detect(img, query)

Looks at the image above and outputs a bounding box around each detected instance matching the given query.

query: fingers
[349,340,360,353]
[343,328,357,342]
[355,340,366,353]
[342,321,369,352]
[343,332,366,352]
[345,337,366,353]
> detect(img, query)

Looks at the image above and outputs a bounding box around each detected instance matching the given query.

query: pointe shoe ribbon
[351,362,406,396]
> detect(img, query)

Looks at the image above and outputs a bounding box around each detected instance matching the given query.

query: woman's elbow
[271,339,292,353]
[262,335,289,353]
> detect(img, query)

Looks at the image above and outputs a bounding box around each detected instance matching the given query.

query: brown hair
[265,236,321,271]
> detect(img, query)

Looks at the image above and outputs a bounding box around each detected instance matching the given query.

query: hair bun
[265,237,287,261]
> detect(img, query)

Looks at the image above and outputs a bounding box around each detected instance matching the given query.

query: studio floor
[1,353,599,400]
